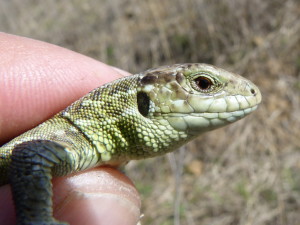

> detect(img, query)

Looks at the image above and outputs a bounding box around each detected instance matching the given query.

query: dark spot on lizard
[137,92,150,117]
[175,72,184,84]
[179,63,194,70]
[108,88,118,95]
[122,84,131,92]
[140,75,157,85]
[163,75,173,82]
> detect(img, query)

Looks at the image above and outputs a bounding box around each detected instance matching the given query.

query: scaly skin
[0,63,261,224]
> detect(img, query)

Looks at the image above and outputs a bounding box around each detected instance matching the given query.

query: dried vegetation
[0,0,299,224]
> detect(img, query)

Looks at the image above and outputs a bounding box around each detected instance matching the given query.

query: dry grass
[0,0,299,224]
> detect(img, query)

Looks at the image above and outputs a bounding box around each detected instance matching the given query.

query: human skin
[0,32,141,225]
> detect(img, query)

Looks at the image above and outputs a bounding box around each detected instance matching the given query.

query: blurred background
[0,0,299,224]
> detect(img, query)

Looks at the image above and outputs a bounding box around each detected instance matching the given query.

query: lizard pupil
[194,76,212,90]
[137,92,150,117]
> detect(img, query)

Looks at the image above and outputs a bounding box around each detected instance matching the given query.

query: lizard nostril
[250,88,256,95]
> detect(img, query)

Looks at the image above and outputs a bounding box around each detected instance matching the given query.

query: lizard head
[137,63,261,136]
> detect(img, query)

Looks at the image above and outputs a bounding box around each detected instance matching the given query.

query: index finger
[0,32,128,144]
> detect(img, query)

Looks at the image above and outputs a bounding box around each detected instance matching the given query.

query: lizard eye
[191,75,214,92]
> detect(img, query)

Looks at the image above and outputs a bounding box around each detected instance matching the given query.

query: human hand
[0,32,141,225]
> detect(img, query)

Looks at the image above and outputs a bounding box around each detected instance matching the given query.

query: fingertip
[53,168,141,225]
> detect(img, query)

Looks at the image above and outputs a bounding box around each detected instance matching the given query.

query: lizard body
[0,63,261,224]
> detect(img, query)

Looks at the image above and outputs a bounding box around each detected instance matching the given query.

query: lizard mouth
[160,105,258,133]
[171,104,258,118]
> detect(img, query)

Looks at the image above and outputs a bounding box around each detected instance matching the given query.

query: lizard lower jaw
[164,105,258,133]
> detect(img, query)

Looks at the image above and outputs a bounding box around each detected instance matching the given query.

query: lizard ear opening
[137,91,150,117]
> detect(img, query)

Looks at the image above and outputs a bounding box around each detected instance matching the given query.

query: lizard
[0,63,261,225]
